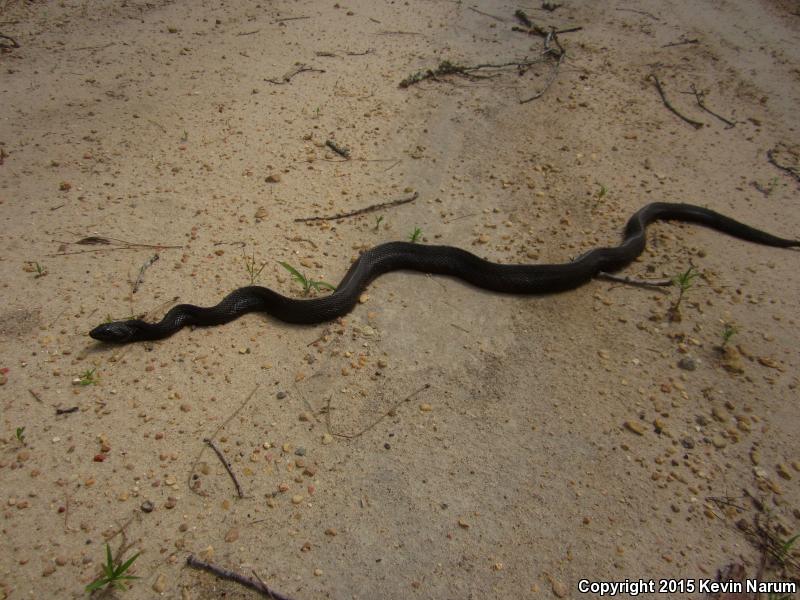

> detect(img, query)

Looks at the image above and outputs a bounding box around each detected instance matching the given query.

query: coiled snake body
[90,202,799,344]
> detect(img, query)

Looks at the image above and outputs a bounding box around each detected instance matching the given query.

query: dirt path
[1,1,798,598]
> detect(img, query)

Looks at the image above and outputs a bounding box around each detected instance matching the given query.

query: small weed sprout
[181,130,189,143]
[721,324,738,347]
[243,249,268,285]
[374,215,384,231]
[85,543,141,593]
[668,266,699,321]
[776,532,799,567]
[78,368,98,386]
[15,427,25,444]
[25,261,48,278]
[408,227,422,243]
[597,184,607,199]
[279,262,335,295]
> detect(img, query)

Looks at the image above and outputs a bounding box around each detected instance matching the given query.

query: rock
[224,528,239,543]
[677,357,697,371]
[265,173,281,183]
[776,463,792,480]
[550,577,568,598]
[321,433,333,445]
[141,500,154,513]
[291,494,304,504]
[294,447,306,456]
[153,573,167,593]
[624,420,645,435]
[165,496,177,509]
[419,403,432,412]
[711,436,727,449]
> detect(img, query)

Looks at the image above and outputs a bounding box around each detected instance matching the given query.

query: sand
[1,0,799,598]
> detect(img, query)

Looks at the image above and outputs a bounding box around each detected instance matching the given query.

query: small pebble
[321,433,333,445]
[224,528,239,543]
[294,447,306,456]
[141,500,154,513]
[292,494,304,504]
[165,496,177,509]
[153,573,167,593]
[419,403,432,412]
[776,463,792,480]
[624,420,645,435]
[677,357,697,371]
[276,391,287,399]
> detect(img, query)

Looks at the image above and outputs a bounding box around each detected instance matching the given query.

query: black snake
[90,202,799,344]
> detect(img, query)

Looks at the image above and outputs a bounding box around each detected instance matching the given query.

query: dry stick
[237,29,260,36]
[649,74,704,129]
[28,388,43,403]
[767,148,800,183]
[56,406,79,415]
[346,48,374,56]
[375,30,424,35]
[186,555,294,600]
[265,64,325,85]
[596,271,672,289]
[273,15,309,23]
[519,49,564,103]
[615,7,659,20]
[204,438,244,498]
[662,37,699,48]
[132,253,159,294]
[688,83,735,128]
[0,33,19,48]
[468,6,506,21]
[294,191,418,222]
[399,57,550,89]
[326,384,430,439]
[188,386,259,495]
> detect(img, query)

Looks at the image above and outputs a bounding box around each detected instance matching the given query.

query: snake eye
[89,322,135,343]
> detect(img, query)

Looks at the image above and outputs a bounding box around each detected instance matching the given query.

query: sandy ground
[1,0,799,598]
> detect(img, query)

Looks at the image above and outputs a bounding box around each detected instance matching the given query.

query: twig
[204,438,244,499]
[596,271,673,289]
[188,386,259,496]
[273,16,309,23]
[767,148,800,183]
[0,33,19,48]
[662,37,699,48]
[375,30,424,35]
[688,83,735,128]
[56,406,79,415]
[615,7,659,21]
[346,48,374,56]
[648,74,704,129]
[132,253,159,294]
[186,555,294,600]
[294,191,418,222]
[326,384,430,439]
[519,47,564,103]
[28,389,43,403]
[237,29,260,36]
[399,56,550,89]
[325,139,350,159]
[265,64,325,85]
[468,6,505,21]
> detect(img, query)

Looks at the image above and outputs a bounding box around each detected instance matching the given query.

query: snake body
[89,202,799,344]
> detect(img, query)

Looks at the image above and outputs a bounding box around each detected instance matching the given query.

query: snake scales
[90,202,799,344]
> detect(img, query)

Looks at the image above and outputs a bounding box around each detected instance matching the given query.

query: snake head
[89,321,138,343]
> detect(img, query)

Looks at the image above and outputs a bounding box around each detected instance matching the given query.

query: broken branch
[186,555,294,600]
[649,74,704,129]
[294,192,418,222]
